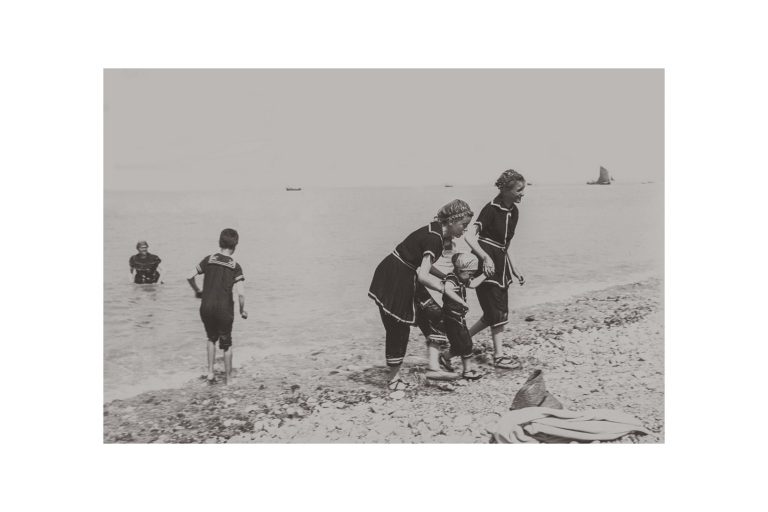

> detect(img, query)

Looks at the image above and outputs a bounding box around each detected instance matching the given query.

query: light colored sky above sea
[104,69,663,190]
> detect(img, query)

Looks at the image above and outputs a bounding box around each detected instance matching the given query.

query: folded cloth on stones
[489,407,651,444]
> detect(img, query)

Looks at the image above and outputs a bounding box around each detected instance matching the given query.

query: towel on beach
[489,407,652,444]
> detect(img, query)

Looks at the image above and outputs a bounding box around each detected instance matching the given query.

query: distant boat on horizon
[587,166,612,185]
[443,184,454,188]
[285,187,302,191]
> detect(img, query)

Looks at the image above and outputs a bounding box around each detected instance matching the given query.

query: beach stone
[365,430,384,443]
[434,382,456,392]
[393,427,411,439]
[454,414,472,428]
[375,420,399,436]
[427,420,444,434]
[279,425,298,439]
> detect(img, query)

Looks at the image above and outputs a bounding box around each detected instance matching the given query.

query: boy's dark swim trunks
[200,307,234,349]
[195,253,245,350]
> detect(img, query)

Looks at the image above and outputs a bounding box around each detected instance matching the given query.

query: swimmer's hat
[136,240,149,250]
[452,252,479,272]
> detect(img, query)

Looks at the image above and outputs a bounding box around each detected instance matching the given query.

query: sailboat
[587,166,612,185]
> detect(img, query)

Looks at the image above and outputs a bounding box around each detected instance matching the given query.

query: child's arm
[235,280,247,319]
[506,250,525,286]
[416,255,445,293]
[465,225,495,277]
[187,272,203,298]
[468,274,487,289]
[444,282,469,309]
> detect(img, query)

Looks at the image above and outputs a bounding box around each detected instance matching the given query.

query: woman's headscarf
[435,199,474,224]
[495,169,526,190]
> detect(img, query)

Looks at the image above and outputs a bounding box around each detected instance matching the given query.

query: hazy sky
[104,69,663,190]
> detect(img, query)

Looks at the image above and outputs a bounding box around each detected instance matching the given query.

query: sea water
[104,183,663,400]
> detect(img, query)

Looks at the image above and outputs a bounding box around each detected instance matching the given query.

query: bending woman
[368,199,474,391]
[468,170,527,369]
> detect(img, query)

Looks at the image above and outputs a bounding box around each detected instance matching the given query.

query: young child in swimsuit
[441,252,485,380]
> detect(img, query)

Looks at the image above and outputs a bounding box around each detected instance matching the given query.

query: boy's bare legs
[223,348,233,384]
[206,341,216,381]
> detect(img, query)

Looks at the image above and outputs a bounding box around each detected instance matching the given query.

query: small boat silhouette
[587,166,612,185]
[285,187,302,191]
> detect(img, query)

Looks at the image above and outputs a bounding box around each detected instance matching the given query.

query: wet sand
[103,278,664,443]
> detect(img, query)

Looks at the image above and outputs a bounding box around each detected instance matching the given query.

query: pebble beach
[103,277,664,444]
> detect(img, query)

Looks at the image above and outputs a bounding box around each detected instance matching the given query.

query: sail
[588,166,612,185]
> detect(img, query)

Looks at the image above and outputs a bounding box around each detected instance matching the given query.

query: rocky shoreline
[103,278,664,443]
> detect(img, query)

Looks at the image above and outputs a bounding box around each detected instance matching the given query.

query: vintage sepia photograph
[103,69,664,443]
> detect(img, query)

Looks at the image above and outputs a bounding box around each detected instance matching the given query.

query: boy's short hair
[219,228,239,250]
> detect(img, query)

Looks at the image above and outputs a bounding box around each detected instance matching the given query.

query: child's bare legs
[223,347,233,384]
[461,355,476,374]
[206,341,216,381]
[426,340,442,371]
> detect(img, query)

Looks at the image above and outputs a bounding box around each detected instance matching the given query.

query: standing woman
[468,170,527,369]
[369,199,474,391]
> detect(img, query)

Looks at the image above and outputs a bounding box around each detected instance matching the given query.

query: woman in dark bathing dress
[368,199,474,391]
[468,170,527,369]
